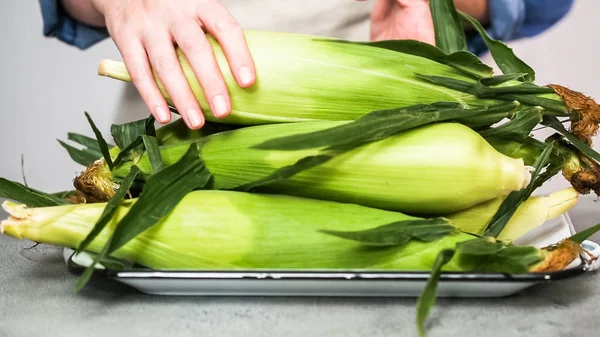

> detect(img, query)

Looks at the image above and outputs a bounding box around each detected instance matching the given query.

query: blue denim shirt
[38,0,109,49]
[38,0,574,55]
[468,0,575,55]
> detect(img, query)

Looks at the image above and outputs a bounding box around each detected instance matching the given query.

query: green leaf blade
[0,178,69,207]
[75,165,143,292]
[233,154,335,192]
[68,133,105,153]
[75,243,110,292]
[106,143,212,254]
[569,223,600,244]
[58,140,103,167]
[416,249,456,337]
[454,238,504,256]
[319,218,456,247]
[480,73,528,86]
[455,238,542,274]
[473,82,556,98]
[314,37,493,78]
[446,51,493,78]
[500,94,568,114]
[478,106,543,139]
[486,135,564,167]
[142,135,164,173]
[458,12,535,81]
[347,39,491,78]
[543,116,600,163]
[111,117,153,150]
[483,141,555,237]
[253,102,519,151]
[414,74,475,93]
[85,112,114,170]
[430,0,467,54]
[240,102,518,189]
[110,116,156,162]
[51,190,80,199]
[76,165,141,253]
[112,136,144,167]
[416,73,554,99]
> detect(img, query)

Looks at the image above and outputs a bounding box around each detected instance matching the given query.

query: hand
[92,0,256,129]
[370,0,435,45]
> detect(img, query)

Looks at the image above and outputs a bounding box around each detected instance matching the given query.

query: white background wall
[1,1,598,234]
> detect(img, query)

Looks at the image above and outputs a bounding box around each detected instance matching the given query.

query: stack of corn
[1,1,599,336]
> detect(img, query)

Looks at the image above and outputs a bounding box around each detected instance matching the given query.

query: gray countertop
[2,206,600,337]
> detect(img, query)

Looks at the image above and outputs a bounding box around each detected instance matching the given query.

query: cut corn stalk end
[522,165,534,188]
[562,155,600,196]
[98,59,131,83]
[546,187,580,220]
[0,201,29,239]
[502,159,532,192]
[0,200,83,250]
[495,187,579,242]
[445,187,579,242]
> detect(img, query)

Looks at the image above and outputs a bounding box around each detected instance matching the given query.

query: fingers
[198,2,256,89]
[102,1,256,129]
[145,28,206,129]
[113,32,172,124]
[171,22,231,119]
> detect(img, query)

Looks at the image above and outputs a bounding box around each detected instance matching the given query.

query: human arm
[60,0,105,27]
[40,0,257,130]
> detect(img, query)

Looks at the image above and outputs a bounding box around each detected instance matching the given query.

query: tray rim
[65,249,592,284]
[103,264,590,283]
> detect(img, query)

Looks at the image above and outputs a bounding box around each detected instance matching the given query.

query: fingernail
[212,95,229,118]
[238,66,254,86]
[155,106,170,123]
[187,108,204,128]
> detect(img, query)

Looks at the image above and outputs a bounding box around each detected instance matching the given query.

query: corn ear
[79,122,532,214]
[445,187,579,241]
[0,190,578,273]
[97,31,517,125]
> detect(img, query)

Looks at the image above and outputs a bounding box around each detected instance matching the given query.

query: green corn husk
[487,134,600,196]
[97,31,565,125]
[445,187,579,241]
[56,117,239,169]
[487,137,549,167]
[0,190,579,273]
[75,122,532,215]
[155,118,242,146]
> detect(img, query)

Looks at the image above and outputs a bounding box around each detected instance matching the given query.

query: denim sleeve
[467,0,575,56]
[38,0,110,49]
